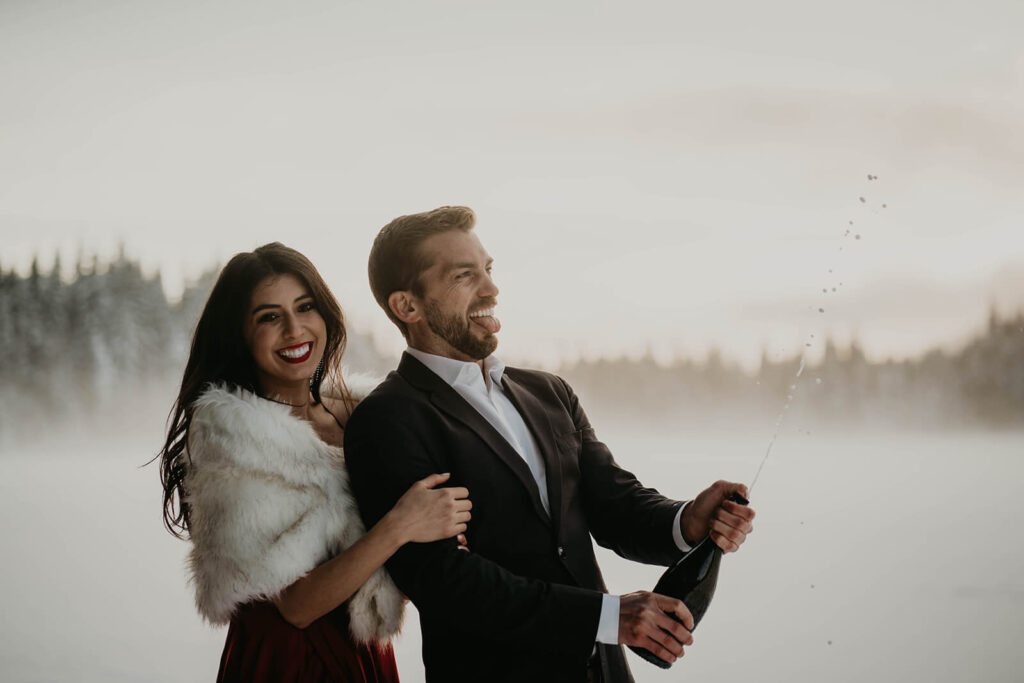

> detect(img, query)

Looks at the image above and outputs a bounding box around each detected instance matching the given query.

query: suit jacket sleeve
[344,395,604,657]
[556,375,686,567]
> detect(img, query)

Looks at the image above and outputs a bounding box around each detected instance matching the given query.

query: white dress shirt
[405,348,691,647]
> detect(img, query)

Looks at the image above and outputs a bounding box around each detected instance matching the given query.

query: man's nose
[480,272,499,298]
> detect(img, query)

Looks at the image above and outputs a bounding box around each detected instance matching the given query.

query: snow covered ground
[2,416,1021,682]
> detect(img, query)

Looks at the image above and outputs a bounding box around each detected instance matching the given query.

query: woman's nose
[282,314,301,337]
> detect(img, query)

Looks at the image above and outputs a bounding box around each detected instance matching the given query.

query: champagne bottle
[629,492,749,669]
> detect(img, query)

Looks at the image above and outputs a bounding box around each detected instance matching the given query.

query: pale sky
[2,0,1022,369]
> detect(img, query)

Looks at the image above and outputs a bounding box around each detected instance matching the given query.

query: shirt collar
[406,347,505,390]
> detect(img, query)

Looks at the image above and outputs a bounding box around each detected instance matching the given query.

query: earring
[311,357,324,387]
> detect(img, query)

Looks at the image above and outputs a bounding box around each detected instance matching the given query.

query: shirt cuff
[596,593,620,645]
[672,501,694,552]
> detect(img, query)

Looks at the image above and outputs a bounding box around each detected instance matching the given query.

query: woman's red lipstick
[276,342,313,364]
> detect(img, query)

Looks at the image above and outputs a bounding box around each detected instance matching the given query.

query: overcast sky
[2,0,1022,368]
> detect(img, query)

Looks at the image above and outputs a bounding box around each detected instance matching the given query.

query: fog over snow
[3,409,1022,682]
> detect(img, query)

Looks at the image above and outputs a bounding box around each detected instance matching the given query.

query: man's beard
[423,299,498,360]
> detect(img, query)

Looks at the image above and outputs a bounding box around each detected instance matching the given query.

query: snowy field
[2,414,1022,683]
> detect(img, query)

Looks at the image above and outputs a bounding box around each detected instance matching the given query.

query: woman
[158,242,471,682]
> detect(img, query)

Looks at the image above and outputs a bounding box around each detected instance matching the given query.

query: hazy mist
[2,2,1022,681]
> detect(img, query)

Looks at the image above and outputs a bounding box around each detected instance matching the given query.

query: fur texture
[184,373,404,643]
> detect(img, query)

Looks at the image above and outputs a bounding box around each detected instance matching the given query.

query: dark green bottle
[629,492,749,669]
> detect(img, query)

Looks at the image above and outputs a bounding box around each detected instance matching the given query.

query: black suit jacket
[344,353,686,683]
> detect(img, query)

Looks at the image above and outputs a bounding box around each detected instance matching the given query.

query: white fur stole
[183,373,404,643]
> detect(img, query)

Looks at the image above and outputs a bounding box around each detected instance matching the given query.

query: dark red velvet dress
[216,600,400,683]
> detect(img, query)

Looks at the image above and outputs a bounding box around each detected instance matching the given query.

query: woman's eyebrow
[251,294,312,315]
[251,302,281,315]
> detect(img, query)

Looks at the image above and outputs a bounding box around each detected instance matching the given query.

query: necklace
[262,394,311,409]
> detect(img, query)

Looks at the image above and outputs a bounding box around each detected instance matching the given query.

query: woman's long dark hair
[159,242,349,539]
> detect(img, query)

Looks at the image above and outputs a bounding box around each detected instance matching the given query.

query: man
[344,206,755,683]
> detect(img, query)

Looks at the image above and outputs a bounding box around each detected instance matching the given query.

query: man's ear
[388,291,422,325]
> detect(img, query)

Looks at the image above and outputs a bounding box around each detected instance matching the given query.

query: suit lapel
[501,373,564,536]
[398,353,552,528]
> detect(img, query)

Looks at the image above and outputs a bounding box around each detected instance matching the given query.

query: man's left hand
[680,481,755,552]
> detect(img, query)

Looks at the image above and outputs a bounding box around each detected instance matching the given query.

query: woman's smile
[276,341,314,363]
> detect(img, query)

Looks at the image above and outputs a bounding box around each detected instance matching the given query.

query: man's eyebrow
[250,294,312,315]
[443,258,493,273]
[444,261,479,273]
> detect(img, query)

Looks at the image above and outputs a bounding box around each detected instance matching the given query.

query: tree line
[560,309,1024,429]
[1,251,1021,440]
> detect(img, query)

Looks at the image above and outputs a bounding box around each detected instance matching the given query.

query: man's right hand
[618,591,694,664]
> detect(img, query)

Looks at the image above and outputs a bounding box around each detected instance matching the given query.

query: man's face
[411,230,501,361]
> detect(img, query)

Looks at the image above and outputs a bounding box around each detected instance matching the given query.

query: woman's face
[243,273,327,391]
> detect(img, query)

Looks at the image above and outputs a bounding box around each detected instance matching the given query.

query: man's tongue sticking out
[472,314,501,334]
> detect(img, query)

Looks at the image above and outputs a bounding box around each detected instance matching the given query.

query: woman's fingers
[418,472,451,489]
[448,486,470,500]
